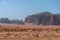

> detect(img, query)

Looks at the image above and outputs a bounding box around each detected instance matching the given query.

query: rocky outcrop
[25,12,60,25]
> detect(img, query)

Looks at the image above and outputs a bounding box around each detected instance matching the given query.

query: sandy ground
[0,23,60,40]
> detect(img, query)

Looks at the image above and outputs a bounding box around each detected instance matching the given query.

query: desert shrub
[6,33,10,36]
[20,28,27,31]
[32,29,36,31]
[55,29,58,31]
[32,28,42,32]
[3,28,10,32]
[49,39,51,40]
[35,34,39,37]
[0,26,2,27]
[0,30,3,32]
[55,29,59,33]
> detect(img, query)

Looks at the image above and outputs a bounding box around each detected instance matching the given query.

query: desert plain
[0,23,60,40]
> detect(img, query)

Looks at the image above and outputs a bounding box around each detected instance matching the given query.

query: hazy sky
[0,0,60,20]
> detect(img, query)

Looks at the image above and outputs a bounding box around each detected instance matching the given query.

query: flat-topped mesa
[25,12,60,25]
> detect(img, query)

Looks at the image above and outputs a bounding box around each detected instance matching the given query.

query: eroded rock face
[25,12,60,25]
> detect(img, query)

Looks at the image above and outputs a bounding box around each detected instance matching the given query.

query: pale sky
[0,0,60,20]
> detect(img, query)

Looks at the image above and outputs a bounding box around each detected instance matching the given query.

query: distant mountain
[0,18,25,25]
[25,12,60,25]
